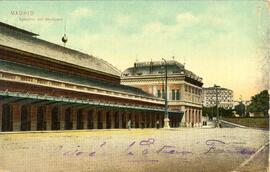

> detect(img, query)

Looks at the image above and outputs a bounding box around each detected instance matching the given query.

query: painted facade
[121,60,203,127]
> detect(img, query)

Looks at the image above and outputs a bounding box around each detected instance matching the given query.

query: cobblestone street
[0,128,268,172]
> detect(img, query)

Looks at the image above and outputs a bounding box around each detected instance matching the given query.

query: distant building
[121,60,203,127]
[203,87,233,109]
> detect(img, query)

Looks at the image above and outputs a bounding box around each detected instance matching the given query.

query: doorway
[106,111,111,129]
[65,108,72,130]
[77,109,83,129]
[135,113,139,128]
[2,104,12,131]
[37,106,46,130]
[21,105,31,131]
[121,113,126,128]
[87,110,93,129]
[51,107,60,130]
[114,112,119,128]
[97,111,102,129]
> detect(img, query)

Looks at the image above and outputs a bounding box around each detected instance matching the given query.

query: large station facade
[121,60,203,127]
[0,22,183,132]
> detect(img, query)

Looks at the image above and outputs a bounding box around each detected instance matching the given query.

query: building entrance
[21,105,30,131]
[87,110,93,129]
[77,110,83,129]
[114,112,119,128]
[37,106,46,130]
[51,107,60,130]
[2,104,12,131]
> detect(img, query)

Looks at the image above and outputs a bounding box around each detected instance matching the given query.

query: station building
[0,22,182,132]
[121,60,203,127]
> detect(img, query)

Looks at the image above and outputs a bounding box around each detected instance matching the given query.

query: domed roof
[0,22,121,77]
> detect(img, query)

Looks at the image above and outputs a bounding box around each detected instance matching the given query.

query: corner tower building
[121,60,203,127]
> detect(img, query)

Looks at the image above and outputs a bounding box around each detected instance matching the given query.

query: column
[196,110,199,127]
[198,110,201,126]
[0,103,2,132]
[185,108,189,127]
[119,111,122,128]
[45,105,52,130]
[93,109,98,129]
[102,110,106,129]
[180,106,185,127]
[82,109,88,129]
[12,104,21,131]
[59,106,65,130]
[190,109,193,127]
[193,109,196,127]
[72,108,77,130]
[30,105,37,131]
[111,110,115,129]
[195,110,197,126]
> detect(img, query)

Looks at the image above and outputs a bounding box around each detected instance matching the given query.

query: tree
[202,106,233,118]
[234,102,246,117]
[247,90,269,117]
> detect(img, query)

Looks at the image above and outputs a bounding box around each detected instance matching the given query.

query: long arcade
[0,91,183,132]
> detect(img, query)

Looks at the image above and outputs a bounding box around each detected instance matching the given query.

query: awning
[0,90,183,114]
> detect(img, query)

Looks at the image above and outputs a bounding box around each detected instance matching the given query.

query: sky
[0,1,269,100]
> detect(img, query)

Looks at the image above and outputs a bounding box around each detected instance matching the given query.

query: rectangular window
[162,89,165,99]
[172,89,175,100]
[176,89,180,100]
[157,90,161,98]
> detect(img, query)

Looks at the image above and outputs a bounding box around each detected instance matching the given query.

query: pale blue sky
[0,1,269,100]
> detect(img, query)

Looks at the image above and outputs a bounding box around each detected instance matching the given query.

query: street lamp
[162,58,170,129]
[214,84,220,128]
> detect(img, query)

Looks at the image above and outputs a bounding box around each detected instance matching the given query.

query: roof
[122,60,203,82]
[0,22,39,36]
[0,91,164,112]
[203,87,233,92]
[0,22,121,77]
[0,59,152,98]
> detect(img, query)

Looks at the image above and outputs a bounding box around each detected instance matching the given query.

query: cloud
[176,12,199,25]
[70,7,92,18]
[115,15,131,26]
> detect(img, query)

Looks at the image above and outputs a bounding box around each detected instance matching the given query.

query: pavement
[0,128,269,172]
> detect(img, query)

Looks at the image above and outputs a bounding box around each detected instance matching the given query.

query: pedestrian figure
[156,120,160,129]
[127,119,131,130]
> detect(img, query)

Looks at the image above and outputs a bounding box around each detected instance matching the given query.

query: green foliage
[247,90,269,116]
[202,106,233,117]
[234,102,246,117]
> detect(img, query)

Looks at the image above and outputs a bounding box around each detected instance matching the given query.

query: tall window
[157,90,161,98]
[172,89,175,100]
[162,88,165,99]
[176,89,180,100]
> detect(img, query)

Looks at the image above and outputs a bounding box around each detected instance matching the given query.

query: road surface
[0,128,268,172]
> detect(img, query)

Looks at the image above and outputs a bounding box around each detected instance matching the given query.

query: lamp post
[162,58,170,128]
[214,84,220,128]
